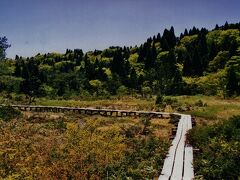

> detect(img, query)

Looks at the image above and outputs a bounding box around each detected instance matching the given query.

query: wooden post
[104,111,107,116]
[192,117,196,127]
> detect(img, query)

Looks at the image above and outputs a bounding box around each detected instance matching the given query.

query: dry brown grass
[151,118,173,138]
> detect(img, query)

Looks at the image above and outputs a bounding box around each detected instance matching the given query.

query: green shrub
[188,116,240,179]
[155,94,164,105]
[55,119,67,132]
[141,118,151,135]
[14,95,24,102]
[120,124,142,138]
[194,100,204,107]
[0,106,21,121]
[163,97,178,105]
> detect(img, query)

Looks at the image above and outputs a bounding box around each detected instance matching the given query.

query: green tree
[0,36,11,60]
[208,51,230,72]
[226,66,238,97]
[111,49,126,77]
[89,79,103,96]
[161,27,177,50]
[145,43,157,69]
[128,68,138,89]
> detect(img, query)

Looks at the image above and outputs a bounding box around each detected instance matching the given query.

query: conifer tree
[169,26,177,48]
[0,36,11,60]
[160,37,169,51]
[129,68,138,89]
[145,43,157,69]
[14,60,22,77]
[156,33,161,42]
[111,50,125,77]
[137,46,144,63]
[198,32,209,71]
[226,66,238,97]
[184,29,188,36]
[224,21,229,30]
[209,42,218,61]
[180,33,184,39]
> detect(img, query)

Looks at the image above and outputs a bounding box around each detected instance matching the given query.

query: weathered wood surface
[159,114,194,180]
[0,104,171,118]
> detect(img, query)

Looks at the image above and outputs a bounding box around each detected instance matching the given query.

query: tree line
[0,22,240,101]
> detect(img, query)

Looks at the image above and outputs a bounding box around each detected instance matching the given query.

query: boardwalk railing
[1,104,194,179]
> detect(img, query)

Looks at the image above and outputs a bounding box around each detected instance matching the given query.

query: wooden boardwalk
[1,104,171,118]
[1,104,194,179]
[159,114,194,180]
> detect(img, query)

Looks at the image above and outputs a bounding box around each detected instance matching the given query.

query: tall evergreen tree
[0,36,11,60]
[184,29,189,36]
[224,21,229,30]
[84,54,95,80]
[198,32,209,72]
[156,33,161,42]
[111,50,125,77]
[160,37,169,51]
[128,68,138,89]
[14,60,22,77]
[137,46,144,63]
[209,42,218,61]
[161,27,176,50]
[74,49,83,65]
[169,26,177,48]
[145,43,157,69]
[226,66,238,97]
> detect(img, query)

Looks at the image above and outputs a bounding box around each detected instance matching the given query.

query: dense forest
[0,22,240,101]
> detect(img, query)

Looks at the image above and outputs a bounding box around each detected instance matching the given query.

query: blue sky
[1,0,240,58]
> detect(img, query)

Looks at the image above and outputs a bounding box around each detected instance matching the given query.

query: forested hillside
[0,22,240,100]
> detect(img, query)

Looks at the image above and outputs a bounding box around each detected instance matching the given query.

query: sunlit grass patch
[36,97,156,111]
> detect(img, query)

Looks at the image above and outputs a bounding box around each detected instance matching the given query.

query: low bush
[155,93,164,105]
[0,106,21,121]
[55,119,67,132]
[163,97,178,105]
[188,116,240,179]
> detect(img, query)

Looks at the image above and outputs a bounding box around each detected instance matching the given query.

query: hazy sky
[1,0,240,58]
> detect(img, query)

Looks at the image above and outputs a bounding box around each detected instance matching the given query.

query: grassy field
[174,95,240,121]
[37,97,157,111]
[37,95,240,121]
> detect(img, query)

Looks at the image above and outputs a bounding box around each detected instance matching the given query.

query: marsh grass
[36,97,156,111]
[1,111,171,179]
[162,95,240,120]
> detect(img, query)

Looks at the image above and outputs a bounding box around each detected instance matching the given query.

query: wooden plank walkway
[159,114,194,180]
[1,104,194,179]
[0,104,171,118]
